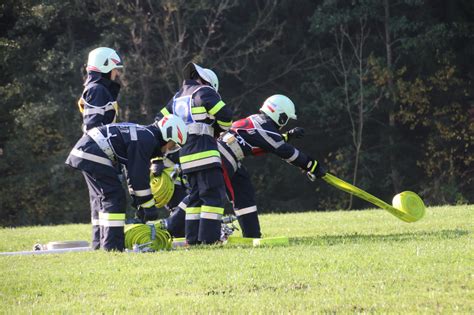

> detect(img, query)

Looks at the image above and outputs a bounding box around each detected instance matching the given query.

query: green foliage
[0,0,472,225]
[0,206,473,313]
[396,64,473,203]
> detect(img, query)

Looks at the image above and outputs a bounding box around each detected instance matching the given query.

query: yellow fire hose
[309,172,426,222]
[124,223,172,251]
[150,169,175,208]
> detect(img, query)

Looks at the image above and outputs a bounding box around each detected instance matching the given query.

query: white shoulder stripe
[70,148,113,167]
[251,117,284,149]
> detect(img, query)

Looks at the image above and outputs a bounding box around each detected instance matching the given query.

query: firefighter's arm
[250,127,315,170]
[155,99,174,121]
[212,100,233,132]
[82,86,116,131]
[199,88,233,131]
[126,139,156,209]
[274,142,327,178]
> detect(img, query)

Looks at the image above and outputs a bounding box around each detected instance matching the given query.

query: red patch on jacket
[231,117,254,131]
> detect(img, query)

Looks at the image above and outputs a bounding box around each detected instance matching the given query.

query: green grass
[1,205,473,313]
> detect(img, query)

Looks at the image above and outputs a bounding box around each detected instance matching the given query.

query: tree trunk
[349,24,365,210]
[384,0,402,193]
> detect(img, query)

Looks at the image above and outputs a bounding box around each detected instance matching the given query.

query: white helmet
[156,114,188,145]
[86,47,123,73]
[184,63,219,92]
[260,94,297,127]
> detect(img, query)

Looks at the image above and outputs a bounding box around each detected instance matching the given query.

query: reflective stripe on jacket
[220,113,312,171]
[66,122,165,206]
[156,80,233,173]
[80,71,121,131]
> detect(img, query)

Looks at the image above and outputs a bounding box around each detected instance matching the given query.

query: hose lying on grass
[124,223,172,252]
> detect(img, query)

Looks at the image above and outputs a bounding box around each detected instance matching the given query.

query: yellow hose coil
[150,168,175,208]
[124,223,172,251]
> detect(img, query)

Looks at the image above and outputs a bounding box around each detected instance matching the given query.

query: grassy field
[1,205,473,313]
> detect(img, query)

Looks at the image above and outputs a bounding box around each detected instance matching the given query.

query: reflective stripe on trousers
[99,212,125,227]
[234,206,257,216]
[201,205,224,221]
[185,206,201,220]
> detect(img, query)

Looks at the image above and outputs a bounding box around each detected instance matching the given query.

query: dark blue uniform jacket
[218,113,313,175]
[80,71,121,131]
[66,123,165,206]
[156,80,233,173]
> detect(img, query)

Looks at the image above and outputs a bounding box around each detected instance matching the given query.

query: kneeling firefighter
[65,115,187,251]
[164,95,327,238]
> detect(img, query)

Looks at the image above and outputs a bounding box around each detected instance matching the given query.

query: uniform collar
[84,71,118,88]
[183,79,201,86]
[85,71,121,99]
[259,113,280,130]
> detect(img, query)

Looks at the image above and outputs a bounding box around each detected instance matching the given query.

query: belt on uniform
[87,128,116,161]
[218,142,238,172]
[187,123,214,136]
[222,133,245,161]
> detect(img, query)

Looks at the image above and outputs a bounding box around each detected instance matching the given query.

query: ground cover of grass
[0,205,473,313]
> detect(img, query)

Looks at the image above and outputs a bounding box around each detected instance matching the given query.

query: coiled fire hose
[124,223,172,252]
[150,169,175,208]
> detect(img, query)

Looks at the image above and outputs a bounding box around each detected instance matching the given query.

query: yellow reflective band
[180,156,221,170]
[217,120,232,127]
[151,157,164,163]
[201,205,224,215]
[179,150,220,163]
[186,207,202,214]
[208,100,226,116]
[160,107,170,116]
[77,98,85,113]
[191,106,207,114]
[112,101,119,114]
[282,133,289,142]
[112,101,119,123]
[99,213,126,220]
[310,161,318,173]
[141,198,155,208]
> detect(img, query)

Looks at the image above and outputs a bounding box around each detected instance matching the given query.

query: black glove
[307,159,327,179]
[136,206,159,223]
[150,161,165,177]
[286,127,305,141]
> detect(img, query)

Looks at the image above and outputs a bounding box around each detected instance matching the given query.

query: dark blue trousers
[222,159,261,238]
[185,168,226,244]
[82,169,126,251]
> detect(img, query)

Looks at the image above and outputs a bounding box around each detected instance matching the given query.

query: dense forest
[0,0,472,226]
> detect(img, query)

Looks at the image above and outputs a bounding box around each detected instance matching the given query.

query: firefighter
[155,63,233,244]
[77,47,123,132]
[76,47,124,248]
[65,115,187,251]
[163,95,326,239]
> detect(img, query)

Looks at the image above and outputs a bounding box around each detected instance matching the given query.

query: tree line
[0,0,472,226]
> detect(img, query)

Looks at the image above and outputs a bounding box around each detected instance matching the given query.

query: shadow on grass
[291,229,470,246]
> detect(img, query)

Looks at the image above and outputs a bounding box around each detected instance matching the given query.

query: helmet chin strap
[278,113,289,126]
